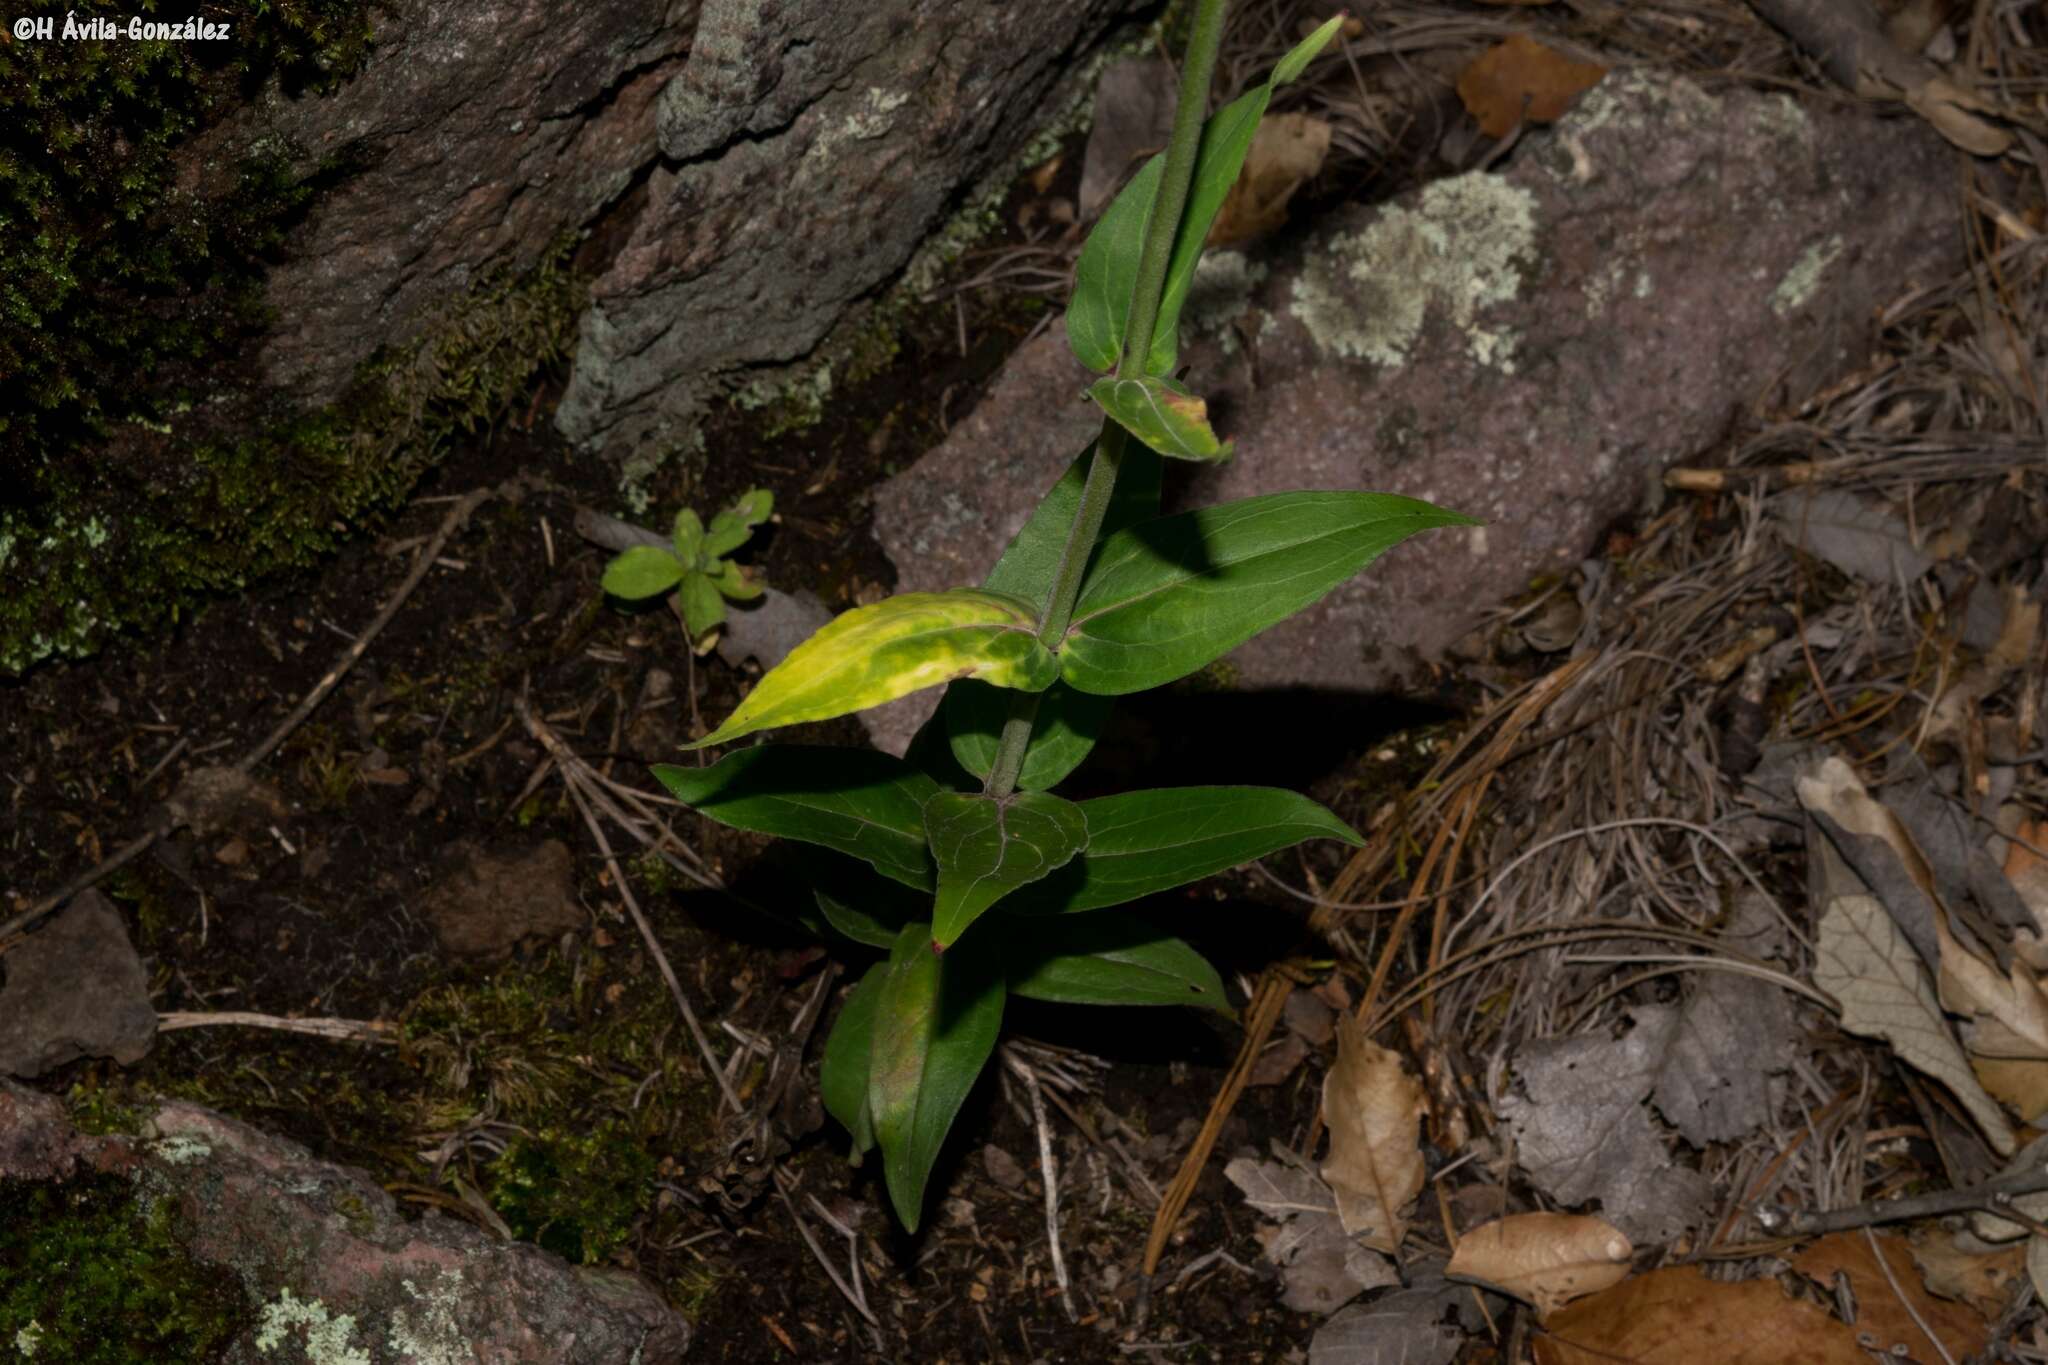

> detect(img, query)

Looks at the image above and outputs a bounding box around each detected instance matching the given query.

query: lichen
[384,1271,469,1365]
[1182,250,1267,354]
[254,1288,370,1365]
[1291,173,1539,373]
[1771,235,1844,317]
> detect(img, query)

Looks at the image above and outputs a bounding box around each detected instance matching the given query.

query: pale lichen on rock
[1289,173,1539,373]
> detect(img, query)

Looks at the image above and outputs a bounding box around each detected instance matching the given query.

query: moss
[3,236,581,675]
[0,1174,251,1363]
[486,1120,660,1265]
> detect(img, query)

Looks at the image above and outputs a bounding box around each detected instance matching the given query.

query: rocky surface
[418,840,586,959]
[868,71,1960,753]
[0,1083,692,1363]
[0,890,155,1079]
[554,0,1137,459]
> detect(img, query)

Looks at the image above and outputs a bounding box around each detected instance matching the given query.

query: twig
[155,1011,393,1043]
[1,487,499,950]
[1008,1051,1076,1321]
[519,696,742,1114]
[773,1170,881,1330]
[1862,1224,1957,1365]
[1778,1159,2048,1234]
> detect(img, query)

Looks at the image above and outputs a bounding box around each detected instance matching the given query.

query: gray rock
[871,71,1960,740]
[0,1085,690,1363]
[0,890,156,1079]
[189,0,695,406]
[554,0,1139,456]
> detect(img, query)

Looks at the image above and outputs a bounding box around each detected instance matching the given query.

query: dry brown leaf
[1938,914,2048,1074]
[2007,819,2048,946]
[1321,1013,1425,1251]
[1796,757,1941,901]
[1535,1267,1867,1365]
[1904,75,2013,156]
[1793,1231,1991,1361]
[1456,34,1606,139]
[1208,112,1331,247]
[1446,1213,1631,1317]
[1812,880,2017,1155]
[1910,1226,2027,1319]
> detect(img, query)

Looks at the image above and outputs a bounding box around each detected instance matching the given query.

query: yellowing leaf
[1812,863,2016,1155]
[689,590,1057,749]
[1086,375,1231,462]
[1456,34,1607,139]
[1446,1213,1631,1317]
[1320,1014,1425,1251]
[1207,112,1331,248]
[1536,1267,1868,1365]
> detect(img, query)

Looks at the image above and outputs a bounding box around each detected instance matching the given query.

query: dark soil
[0,142,1458,1364]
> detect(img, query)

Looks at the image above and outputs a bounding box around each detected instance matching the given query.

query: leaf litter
[1199,2,2048,1355]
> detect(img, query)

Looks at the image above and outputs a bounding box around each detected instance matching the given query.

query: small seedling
[655,2,1476,1231]
[600,489,772,653]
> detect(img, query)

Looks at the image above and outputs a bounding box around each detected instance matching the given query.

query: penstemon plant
[654,3,1475,1230]
[601,488,773,654]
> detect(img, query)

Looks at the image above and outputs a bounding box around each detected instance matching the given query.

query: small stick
[1009,1052,1076,1321]
[155,1011,392,1043]
[1778,1161,2048,1235]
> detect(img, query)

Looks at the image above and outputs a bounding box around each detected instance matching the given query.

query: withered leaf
[1320,1014,1425,1252]
[1446,1213,1631,1317]
[1456,34,1606,139]
[1208,112,1332,248]
[1792,1231,1990,1363]
[1535,1267,1868,1364]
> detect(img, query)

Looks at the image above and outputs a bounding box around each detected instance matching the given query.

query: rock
[165,765,292,840]
[0,890,156,1079]
[554,0,1139,456]
[188,0,693,407]
[0,1083,690,1362]
[871,72,1960,747]
[418,841,585,959]
[716,587,835,674]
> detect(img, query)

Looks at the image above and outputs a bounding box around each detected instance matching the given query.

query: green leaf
[1012,786,1363,914]
[688,590,1059,748]
[1061,493,1478,695]
[821,963,887,1159]
[710,559,763,602]
[1087,375,1231,462]
[653,747,939,890]
[940,436,1160,789]
[677,571,727,640]
[815,889,911,949]
[601,545,685,600]
[869,924,1006,1230]
[1067,17,1344,377]
[672,508,705,566]
[996,912,1231,1011]
[924,792,1089,947]
[945,680,1110,793]
[706,488,774,557]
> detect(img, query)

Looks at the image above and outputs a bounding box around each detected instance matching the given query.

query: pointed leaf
[689,590,1058,748]
[672,508,706,565]
[1445,1213,1632,1317]
[1011,786,1362,915]
[677,571,727,640]
[711,559,764,602]
[653,747,939,890]
[995,911,1230,1011]
[945,679,1111,793]
[821,963,887,1159]
[1067,17,1343,376]
[706,488,774,558]
[869,923,1006,1230]
[1088,375,1231,461]
[942,435,1159,789]
[1062,493,1477,695]
[924,792,1089,947]
[601,545,686,600]
[815,889,912,949]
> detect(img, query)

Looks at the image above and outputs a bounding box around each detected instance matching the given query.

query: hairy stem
[982,0,1229,800]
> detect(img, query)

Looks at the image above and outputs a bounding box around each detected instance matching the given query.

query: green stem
[982,0,1230,800]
